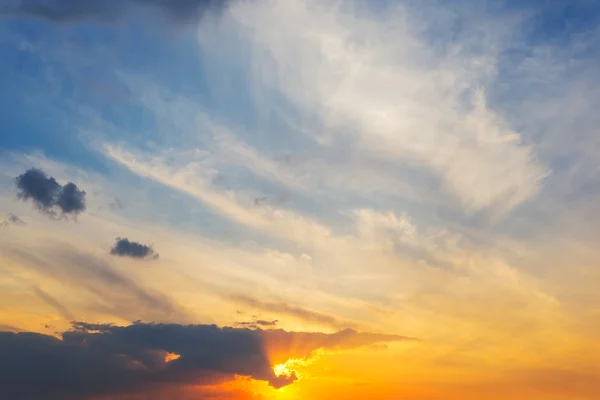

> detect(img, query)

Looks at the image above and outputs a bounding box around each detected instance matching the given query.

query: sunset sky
[1,0,600,399]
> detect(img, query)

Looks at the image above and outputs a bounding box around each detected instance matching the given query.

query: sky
[1,0,600,399]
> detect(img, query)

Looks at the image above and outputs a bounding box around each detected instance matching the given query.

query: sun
[273,362,294,378]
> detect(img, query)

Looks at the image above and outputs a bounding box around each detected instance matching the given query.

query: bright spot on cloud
[164,352,181,363]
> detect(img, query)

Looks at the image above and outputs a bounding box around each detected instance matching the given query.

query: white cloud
[104,145,334,246]
[197,0,547,215]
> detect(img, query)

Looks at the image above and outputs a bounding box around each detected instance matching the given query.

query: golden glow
[273,349,325,380]
[164,352,181,363]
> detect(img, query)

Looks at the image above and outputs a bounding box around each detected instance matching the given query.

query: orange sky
[2,0,600,399]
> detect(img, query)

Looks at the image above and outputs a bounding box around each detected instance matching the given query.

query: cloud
[0,321,409,399]
[232,294,357,330]
[259,327,416,365]
[110,237,159,260]
[0,324,23,333]
[109,197,123,211]
[0,213,25,227]
[195,0,548,216]
[0,0,229,24]
[104,145,334,246]
[15,168,86,217]
[3,245,185,322]
[31,286,75,321]
[235,318,279,329]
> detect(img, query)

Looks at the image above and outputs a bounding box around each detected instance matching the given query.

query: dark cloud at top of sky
[0,321,410,399]
[15,168,86,218]
[0,0,230,24]
[110,237,159,260]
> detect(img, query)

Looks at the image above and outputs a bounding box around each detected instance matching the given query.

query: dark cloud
[110,238,159,260]
[56,182,87,215]
[256,319,278,326]
[0,321,409,400]
[0,0,229,24]
[15,168,86,217]
[235,318,279,329]
[0,212,25,227]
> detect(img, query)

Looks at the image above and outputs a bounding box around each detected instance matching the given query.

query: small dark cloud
[8,213,25,224]
[253,196,268,207]
[0,321,410,399]
[110,237,159,260]
[0,213,25,227]
[231,294,358,330]
[235,322,258,329]
[15,168,86,218]
[0,0,230,24]
[256,319,279,326]
[56,182,86,215]
[235,318,279,329]
[253,194,290,207]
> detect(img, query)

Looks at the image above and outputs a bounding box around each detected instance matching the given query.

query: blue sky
[2,1,600,398]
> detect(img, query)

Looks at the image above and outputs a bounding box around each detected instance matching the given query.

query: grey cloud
[232,294,358,330]
[253,196,268,207]
[253,194,290,207]
[110,237,159,260]
[255,319,278,326]
[0,213,25,227]
[32,286,74,321]
[235,318,279,329]
[1,0,229,24]
[56,182,86,215]
[109,197,123,211]
[3,245,185,323]
[0,321,409,399]
[15,168,86,217]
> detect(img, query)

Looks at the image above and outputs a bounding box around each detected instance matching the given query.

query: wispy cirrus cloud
[195,0,548,216]
[0,0,229,24]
